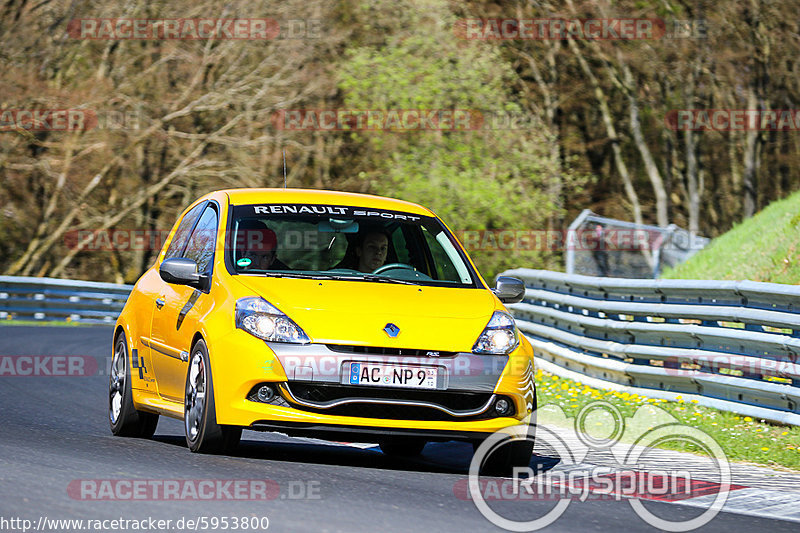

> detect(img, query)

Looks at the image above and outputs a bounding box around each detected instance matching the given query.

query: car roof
[220,188,435,217]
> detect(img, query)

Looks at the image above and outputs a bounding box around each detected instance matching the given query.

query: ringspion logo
[467,402,735,531]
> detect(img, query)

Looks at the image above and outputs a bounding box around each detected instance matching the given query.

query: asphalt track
[0,325,797,533]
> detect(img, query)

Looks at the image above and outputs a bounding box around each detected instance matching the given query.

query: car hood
[233,276,498,351]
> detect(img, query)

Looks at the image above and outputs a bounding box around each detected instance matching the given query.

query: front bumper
[248,420,509,443]
[209,331,536,437]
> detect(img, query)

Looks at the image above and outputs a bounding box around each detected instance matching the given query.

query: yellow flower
[761,447,769,451]
[782,431,789,436]
[744,417,753,422]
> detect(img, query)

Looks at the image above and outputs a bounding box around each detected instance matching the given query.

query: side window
[422,226,458,281]
[164,202,206,260]
[183,206,218,274]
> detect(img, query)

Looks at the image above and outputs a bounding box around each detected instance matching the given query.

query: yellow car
[109,189,536,471]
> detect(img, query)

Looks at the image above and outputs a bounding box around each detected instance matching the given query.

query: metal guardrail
[4,271,800,424]
[501,268,800,425]
[0,276,132,324]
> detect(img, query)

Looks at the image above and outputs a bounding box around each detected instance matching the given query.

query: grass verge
[662,188,800,283]
[535,368,800,471]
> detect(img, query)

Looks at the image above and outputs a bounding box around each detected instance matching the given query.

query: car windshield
[227,203,478,287]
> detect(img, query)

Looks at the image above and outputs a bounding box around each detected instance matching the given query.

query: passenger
[236,220,289,270]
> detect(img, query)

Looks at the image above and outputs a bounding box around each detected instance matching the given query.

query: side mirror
[492,276,526,304]
[159,258,207,290]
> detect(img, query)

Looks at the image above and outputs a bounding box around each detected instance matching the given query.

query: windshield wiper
[256,272,332,280]
[326,274,419,285]
[246,271,419,285]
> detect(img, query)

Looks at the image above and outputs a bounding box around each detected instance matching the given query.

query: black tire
[474,431,535,477]
[184,339,241,454]
[378,437,427,457]
[475,392,538,476]
[109,333,159,438]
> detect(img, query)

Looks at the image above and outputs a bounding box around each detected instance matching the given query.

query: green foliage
[338,0,574,280]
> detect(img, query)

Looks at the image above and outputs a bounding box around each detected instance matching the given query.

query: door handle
[155,297,166,310]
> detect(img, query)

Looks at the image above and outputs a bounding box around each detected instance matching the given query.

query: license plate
[345,362,437,389]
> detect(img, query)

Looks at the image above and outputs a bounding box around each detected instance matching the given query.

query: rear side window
[183,206,218,274]
[164,202,206,260]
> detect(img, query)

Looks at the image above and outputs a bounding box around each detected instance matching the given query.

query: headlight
[235,297,310,344]
[472,311,519,355]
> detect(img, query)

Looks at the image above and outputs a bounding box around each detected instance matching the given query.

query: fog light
[495,397,512,416]
[257,385,275,402]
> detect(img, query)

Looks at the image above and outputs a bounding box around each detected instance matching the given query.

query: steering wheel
[372,262,417,275]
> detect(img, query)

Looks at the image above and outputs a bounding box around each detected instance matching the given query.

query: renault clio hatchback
[109,189,536,472]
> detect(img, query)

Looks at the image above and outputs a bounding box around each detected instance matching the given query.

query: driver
[355,231,388,272]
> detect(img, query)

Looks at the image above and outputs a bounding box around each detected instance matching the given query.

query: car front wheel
[184,339,241,454]
[473,423,535,477]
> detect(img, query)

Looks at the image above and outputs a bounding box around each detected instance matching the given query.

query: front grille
[281,382,503,421]
[325,344,457,358]
[302,402,481,421]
